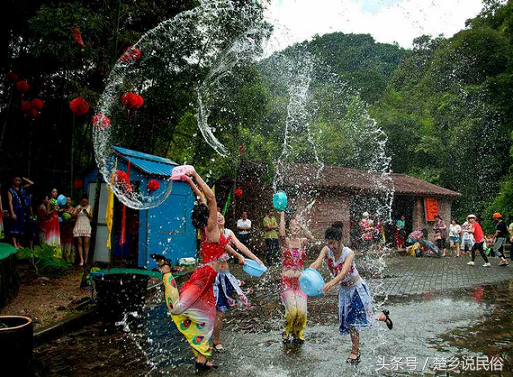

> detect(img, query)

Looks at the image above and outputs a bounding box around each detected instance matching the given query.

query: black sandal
[196,361,219,371]
[382,310,393,330]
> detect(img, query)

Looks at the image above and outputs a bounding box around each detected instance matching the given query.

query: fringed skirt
[214,270,250,313]
[338,279,374,335]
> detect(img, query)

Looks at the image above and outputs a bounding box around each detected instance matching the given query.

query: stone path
[375,255,513,297]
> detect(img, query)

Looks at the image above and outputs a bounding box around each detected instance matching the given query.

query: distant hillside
[260,32,407,104]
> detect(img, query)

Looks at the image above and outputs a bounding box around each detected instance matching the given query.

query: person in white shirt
[237,211,252,248]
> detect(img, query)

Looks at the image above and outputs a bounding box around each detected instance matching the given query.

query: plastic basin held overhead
[243,259,267,277]
[0,315,33,373]
[93,273,150,323]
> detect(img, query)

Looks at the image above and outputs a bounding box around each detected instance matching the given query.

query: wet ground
[31,256,513,376]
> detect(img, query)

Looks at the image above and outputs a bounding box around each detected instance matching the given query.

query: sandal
[196,361,219,371]
[213,343,225,352]
[346,354,361,365]
[281,332,290,343]
[382,310,393,330]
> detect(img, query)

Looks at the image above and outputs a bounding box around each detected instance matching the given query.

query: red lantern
[120,45,141,62]
[29,108,39,118]
[121,92,139,109]
[31,98,44,111]
[147,179,160,192]
[134,94,144,109]
[72,27,85,47]
[70,97,90,116]
[8,73,19,83]
[92,114,111,130]
[20,101,32,112]
[73,179,84,190]
[114,170,132,192]
[235,189,243,198]
[16,81,30,93]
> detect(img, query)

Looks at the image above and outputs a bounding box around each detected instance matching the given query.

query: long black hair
[191,203,209,230]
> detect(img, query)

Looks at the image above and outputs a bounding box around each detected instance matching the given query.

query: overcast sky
[264,0,484,51]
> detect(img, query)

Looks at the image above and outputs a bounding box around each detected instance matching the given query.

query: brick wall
[412,196,454,241]
[295,192,351,246]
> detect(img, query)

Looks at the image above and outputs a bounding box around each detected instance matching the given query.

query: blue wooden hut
[82,146,196,269]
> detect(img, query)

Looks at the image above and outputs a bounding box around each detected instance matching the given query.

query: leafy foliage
[17,244,71,276]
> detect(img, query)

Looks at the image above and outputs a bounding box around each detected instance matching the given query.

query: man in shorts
[460,217,474,257]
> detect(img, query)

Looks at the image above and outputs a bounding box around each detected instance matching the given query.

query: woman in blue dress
[7,176,28,249]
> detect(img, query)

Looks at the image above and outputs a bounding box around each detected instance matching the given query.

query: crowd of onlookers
[0,176,92,266]
[395,212,512,266]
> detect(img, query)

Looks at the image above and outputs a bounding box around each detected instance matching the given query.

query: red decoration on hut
[8,73,19,83]
[147,179,160,192]
[235,189,243,198]
[70,97,90,116]
[120,45,142,62]
[72,27,85,47]
[31,98,44,111]
[73,179,84,190]
[20,101,32,112]
[114,170,132,192]
[92,114,111,130]
[16,81,30,93]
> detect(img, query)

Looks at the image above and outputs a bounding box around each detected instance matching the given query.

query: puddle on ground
[32,278,513,376]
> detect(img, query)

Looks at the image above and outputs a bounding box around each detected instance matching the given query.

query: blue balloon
[299,268,325,297]
[273,191,288,211]
[57,194,66,207]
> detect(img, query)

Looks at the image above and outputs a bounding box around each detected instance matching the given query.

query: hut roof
[281,163,460,198]
[113,146,177,177]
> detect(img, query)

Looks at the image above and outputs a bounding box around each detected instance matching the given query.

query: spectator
[237,210,252,248]
[449,219,461,257]
[467,214,490,267]
[263,209,280,265]
[46,188,62,257]
[406,228,428,245]
[36,194,49,245]
[73,194,93,266]
[7,176,27,249]
[373,215,385,248]
[433,214,447,257]
[460,217,474,257]
[24,181,37,250]
[60,196,76,264]
[396,215,406,251]
[509,222,513,261]
[491,213,509,266]
[359,212,374,253]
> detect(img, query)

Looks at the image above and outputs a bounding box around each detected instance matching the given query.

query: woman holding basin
[278,206,314,344]
[212,211,265,352]
[309,226,393,365]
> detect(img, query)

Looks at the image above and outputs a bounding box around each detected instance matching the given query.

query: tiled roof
[281,163,460,197]
[113,146,178,177]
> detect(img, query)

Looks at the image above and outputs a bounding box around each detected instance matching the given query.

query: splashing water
[93,0,271,209]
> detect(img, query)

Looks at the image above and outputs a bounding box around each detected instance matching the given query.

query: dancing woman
[212,211,264,351]
[310,226,393,365]
[279,210,314,343]
[157,170,233,370]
